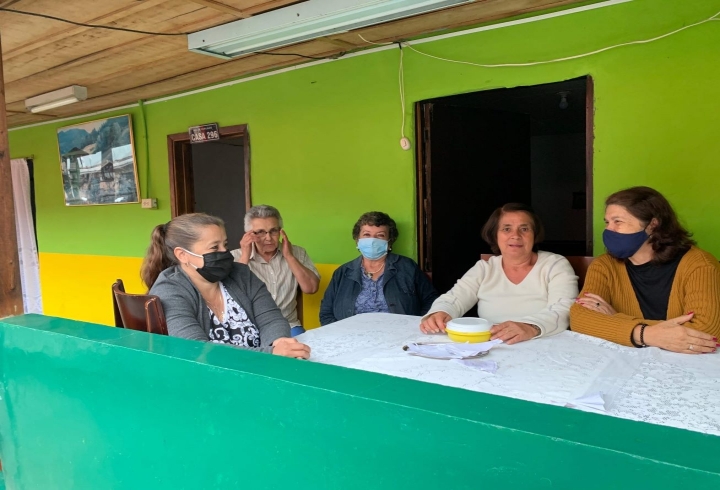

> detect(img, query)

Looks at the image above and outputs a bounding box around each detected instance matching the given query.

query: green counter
[0,314,718,489]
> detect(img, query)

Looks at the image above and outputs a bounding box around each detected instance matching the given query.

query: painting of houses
[57,115,139,206]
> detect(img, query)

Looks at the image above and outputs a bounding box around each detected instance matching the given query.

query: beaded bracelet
[630,323,649,348]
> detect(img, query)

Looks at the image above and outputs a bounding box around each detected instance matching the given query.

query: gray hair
[244,204,283,231]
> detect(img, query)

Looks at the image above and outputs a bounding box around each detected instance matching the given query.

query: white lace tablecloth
[297,313,720,435]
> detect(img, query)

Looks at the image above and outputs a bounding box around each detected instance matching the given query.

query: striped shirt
[230,244,319,327]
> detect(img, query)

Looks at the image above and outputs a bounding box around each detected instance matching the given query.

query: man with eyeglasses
[231,204,320,336]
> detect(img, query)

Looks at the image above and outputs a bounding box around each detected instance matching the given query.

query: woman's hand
[640,313,718,354]
[575,293,617,315]
[272,337,311,359]
[490,321,540,345]
[419,312,451,334]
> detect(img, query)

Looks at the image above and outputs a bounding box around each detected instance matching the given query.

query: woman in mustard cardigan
[571,186,720,354]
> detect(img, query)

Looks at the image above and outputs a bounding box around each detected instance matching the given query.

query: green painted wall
[9,0,720,264]
[2,314,720,489]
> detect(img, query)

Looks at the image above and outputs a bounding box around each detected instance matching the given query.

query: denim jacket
[319,253,439,325]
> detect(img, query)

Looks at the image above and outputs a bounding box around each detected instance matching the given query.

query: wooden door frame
[415,102,433,278]
[584,76,595,256]
[415,75,595,272]
[166,124,251,218]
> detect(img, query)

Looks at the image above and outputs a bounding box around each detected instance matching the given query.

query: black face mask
[184,249,235,283]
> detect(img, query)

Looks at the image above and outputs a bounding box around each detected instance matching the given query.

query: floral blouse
[207,283,261,348]
[354,270,389,315]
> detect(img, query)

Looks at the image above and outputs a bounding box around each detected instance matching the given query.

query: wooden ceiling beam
[187,0,249,18]
[243,0,303,16]
[3,9,228,91]
[1,0,172,60]
[4,0,588,128]
[320,37,358,49]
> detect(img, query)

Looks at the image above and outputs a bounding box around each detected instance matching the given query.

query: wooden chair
[112,279,169,335]
[479,254,594,289]
[564,256,594,290]
[295,286,303,325]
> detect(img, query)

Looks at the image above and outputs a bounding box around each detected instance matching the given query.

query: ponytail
[141,222,174,289]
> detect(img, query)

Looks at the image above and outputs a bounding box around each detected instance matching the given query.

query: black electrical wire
[254,50,345,61]
[0,7,188,36]
[0,7,346,60]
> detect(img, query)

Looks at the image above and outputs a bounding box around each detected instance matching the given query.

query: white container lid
[446,317,491,333]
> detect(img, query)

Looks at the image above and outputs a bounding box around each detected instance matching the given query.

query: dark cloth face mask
[602,229,649,259]
[183,249,235,283]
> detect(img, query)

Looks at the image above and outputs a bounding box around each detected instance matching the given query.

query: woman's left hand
[490,322,539,345]
[575,293,617,315]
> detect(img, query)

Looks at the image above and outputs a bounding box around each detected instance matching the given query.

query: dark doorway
[417,76,593,296]
[167,125,251,247]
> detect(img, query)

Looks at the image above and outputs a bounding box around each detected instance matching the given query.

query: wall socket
[141,198,158,209]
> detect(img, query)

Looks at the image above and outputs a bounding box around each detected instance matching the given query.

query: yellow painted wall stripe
[301,263,339,330]
[39,252,339,330]
[39,253,146,326]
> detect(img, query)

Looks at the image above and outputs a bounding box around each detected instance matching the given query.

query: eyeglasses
[251,228,281,238]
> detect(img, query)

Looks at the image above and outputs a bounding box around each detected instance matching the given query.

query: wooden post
[0,33,24,317]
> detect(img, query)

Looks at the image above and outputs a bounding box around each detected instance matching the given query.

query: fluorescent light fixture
[25,85,88,113]
[188,0,475,59]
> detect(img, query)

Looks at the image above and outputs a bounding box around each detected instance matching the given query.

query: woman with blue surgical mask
[570,187,720,354]
[319,211,438,325]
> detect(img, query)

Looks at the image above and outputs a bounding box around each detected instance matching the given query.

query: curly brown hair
[352,211,399,248]
[605,186,695,263]
[480,203,545,255]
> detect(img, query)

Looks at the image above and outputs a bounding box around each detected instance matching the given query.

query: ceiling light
[25,85,88,113]
[188,0,475,59]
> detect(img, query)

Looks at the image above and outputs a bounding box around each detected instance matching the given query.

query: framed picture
[57,114,140,206]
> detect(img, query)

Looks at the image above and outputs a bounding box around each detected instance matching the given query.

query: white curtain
[10,158,43,314]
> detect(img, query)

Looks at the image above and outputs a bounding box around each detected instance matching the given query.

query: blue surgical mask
[602,229,649,259]
[357,238,389,260]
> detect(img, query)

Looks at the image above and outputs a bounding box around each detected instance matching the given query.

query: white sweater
[426,251,579,337]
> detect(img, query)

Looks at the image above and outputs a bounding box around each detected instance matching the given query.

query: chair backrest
[564,256,594,290]
[295,286,303,325]
[112,279,169,335]
[112,279,125,328]
[479,254,594,289]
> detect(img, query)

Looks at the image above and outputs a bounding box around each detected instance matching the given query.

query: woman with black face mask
[570,187,720,354]
[141,213,311,359]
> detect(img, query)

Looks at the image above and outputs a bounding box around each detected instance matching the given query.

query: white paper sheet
[452,359,499,374]
[567,391,607,412]
[405,339,503,359]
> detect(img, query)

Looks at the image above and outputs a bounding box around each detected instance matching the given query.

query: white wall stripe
[9,104,139,132]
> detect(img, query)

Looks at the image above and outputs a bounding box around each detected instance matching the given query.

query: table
[297,313,720,435]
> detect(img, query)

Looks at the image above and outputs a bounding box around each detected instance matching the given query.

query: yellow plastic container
[445,329,492,343]
[445,318,492,343]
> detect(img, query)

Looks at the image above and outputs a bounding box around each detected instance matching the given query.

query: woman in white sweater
[420,204,578,344]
